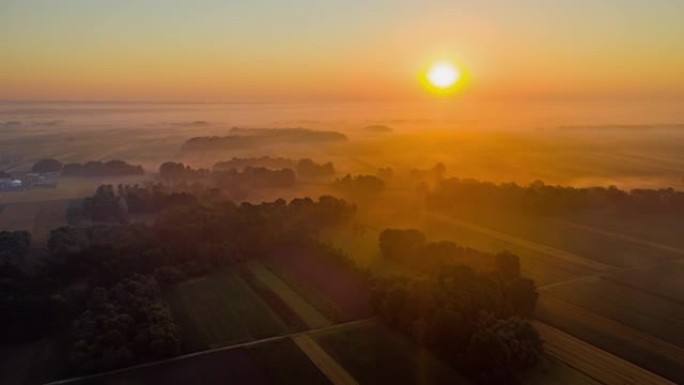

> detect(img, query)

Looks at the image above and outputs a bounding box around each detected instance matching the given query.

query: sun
[426,61,461,89]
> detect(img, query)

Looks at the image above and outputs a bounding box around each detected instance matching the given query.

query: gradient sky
[1,0,683,102]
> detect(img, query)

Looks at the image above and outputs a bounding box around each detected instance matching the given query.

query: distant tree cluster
[0,230,31,265]
[213,156,297,171]
[160,161,296,191]
[62,160,144,177]
[31,158,63,173]
[215,167,296,189]
[49,195,356,286]
[428,178,684,217]
[379,229,497,272]
[70,274,179,373]
[296,158,335,179]
[332,174,385,199]
[71,184,208,224]
[181,128,347,153]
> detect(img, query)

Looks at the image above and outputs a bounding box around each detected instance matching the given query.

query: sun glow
[426,61,461,90]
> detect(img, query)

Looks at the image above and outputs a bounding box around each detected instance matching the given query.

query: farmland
[66,338,332,385]
[262,247,372,322]
[164,268,289,352]
[543,278,684,348]
[311,321,470,385]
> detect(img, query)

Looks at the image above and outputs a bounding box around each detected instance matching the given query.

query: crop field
[604,261,684,302]
[533,321,677,385]
[543,277,684,348]
[572,213,684,250]
[245,261,331,329]
[311,321,471,385]
[443,212,677,268]
[535,293,684,383]
[423,214,598,286]
[262,248,372,322]
[71,338,332,385]
[164,268,289,352]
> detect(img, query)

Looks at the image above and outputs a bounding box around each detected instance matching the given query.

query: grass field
[535,293,684,383]
[312,321,471,385]
[247,261,331,329]
[164,268,289,352]
[262,248,372,322]
[71,338,332,385]
[573,213,684,250]
[604,261,684,303]
[447,212,677,267]
[543,277,684,348]
[423,214,598,286]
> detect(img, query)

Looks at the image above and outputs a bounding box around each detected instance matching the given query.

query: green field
[544,278,684,347]
[423,215,595,286]
[247,261,331,329]
[164,268,289,351]
[71,338,332,385]
[604,261,684,303]
[522,355,601,385]
[312,321,471,385]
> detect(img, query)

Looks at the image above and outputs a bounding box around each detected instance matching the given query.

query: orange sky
[1,1,683,102]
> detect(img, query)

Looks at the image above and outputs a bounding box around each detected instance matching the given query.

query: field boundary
[555,220,684,256]
[536,293,684,365]
[292,334,359,385]
[534,321,676,385]
[426,212,615,272]
[44,318,374,385]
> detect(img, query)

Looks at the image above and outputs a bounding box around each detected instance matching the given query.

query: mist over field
[3,1,684,384]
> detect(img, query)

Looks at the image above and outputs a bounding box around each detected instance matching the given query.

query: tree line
[428,178,684,217]
[372,228,541,384]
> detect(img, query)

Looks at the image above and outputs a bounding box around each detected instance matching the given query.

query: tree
[378,229,426,262]
[495,250,520,282]
[31,158,63,173]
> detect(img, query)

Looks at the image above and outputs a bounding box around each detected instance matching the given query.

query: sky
[1,0,683,102]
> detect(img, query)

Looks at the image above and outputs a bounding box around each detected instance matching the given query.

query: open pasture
[424,214,597,286]
[604,261,684,303]
[543,277,684,348]
[70,338,331,385]
[262,247,372,323]
[164,268,288,352]
[535,293,684,383]
[311,321,470,385]
[450,212,676,268]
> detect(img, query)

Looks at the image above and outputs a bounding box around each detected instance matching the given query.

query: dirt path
[555,220,684,256]
[426,212,615,272]
[292,334,359,385]
[534,321,676,385]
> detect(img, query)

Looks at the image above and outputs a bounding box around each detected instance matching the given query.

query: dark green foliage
[332,174,385,198]
[372,259,542,383]
[62,160,144,177]
[70,275,179,373]
[379,229,426,262]
[82,185,127,223]
[428,178,684,217]
[47,196,355,286]
[296,158,335,178]
[0,230,30,264]
[31,158,63,173]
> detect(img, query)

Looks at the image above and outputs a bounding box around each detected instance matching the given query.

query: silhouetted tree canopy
[31,158,63,173]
